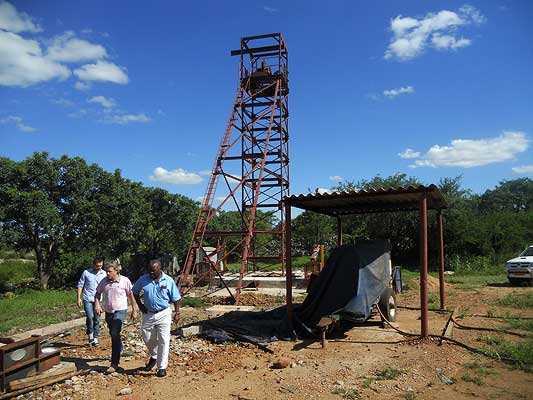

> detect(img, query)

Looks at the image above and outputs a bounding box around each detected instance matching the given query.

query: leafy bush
[447,255,501,274]
[50,252,95,288]
[0,260,36,289]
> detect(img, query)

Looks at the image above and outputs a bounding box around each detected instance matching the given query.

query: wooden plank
[0,369,88,400]
[7,362,76,391]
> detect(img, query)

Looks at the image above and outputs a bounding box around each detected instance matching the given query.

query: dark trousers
[83,300,100,338]
[105,310,126,365]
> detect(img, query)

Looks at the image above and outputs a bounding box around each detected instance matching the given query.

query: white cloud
[329,175,344,182]
[385,5,485,61]
[87,95,115,108]
[150,167,203,185]
[0,1,41,33]
[0,31,70,86]
[74,81,91,90]
[512,165,533,174]
[46,31,107,62]
[431,34,471,49]
[317,188,332,195]
[383,86,414,98]
[0,115,36,132]
[399,149,421,159]
[199,170,211,176]
[74,60,128,84]
[106,113,150,124]
[0,2,127,88]
[404,131,529,168]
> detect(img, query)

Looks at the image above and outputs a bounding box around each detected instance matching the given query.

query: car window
[519,247,533,256]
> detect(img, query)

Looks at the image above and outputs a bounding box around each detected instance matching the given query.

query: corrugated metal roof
[285,184,447,216]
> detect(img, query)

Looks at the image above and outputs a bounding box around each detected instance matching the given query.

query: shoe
[106,364,119,374]
[91,338,99,347]
[88,335,94,345]
[156,369,166,377]
[144,357,156,371]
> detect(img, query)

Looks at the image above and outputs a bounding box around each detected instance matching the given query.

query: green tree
[0,153,103,289]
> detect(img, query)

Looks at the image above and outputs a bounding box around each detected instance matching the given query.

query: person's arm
[76,271,86,307]
[173,300,181,323]
[94,280,104,315]
[133,293,147,314]
[127,292,138,320]
[169,280,181,323]
[132,279,147,314]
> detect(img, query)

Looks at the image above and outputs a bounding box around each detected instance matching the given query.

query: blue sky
[1,0,532,204]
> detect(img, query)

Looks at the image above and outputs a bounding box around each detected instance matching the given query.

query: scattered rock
[118,387,133,396]
[272,357,290,369]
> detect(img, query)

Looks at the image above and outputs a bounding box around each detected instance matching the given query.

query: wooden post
[438,210,446,310]
[284,201,293,336]
[337,216,343,246]
[419,195,429,337]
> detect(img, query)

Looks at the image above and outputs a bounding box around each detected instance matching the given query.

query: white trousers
[141,307,171,369]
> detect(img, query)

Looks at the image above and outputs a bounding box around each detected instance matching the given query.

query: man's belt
[147,307,169,314]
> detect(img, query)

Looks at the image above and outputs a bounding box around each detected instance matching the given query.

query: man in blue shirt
[133,259,181,377]
[77,256,106,346]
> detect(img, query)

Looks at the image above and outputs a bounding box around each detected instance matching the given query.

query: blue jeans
[105,310,127,365]
[83,300,100,338]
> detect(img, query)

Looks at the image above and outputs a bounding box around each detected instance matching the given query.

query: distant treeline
[1,152,532,288]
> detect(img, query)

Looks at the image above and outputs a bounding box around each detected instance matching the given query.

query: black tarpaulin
[294,241,391,330]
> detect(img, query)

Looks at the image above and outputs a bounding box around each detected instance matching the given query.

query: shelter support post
[419,194,429,337]
[438,210,445,310]
[337,216,343,246]
[284,201,294,335]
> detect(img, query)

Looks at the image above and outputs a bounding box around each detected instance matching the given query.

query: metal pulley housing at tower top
[179,33,290,304]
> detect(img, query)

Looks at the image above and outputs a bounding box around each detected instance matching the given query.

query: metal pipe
[419,195,429,337]
[285,201,293,335]
[438,210,446,310]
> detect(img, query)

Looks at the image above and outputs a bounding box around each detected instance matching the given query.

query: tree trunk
[34,241,58,290]
[39,269,51,290]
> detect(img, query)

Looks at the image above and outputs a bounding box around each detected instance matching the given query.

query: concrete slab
[10,317,86,341]
[206,305,256,313]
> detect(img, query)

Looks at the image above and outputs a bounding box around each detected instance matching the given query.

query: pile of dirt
[414,275,451,290]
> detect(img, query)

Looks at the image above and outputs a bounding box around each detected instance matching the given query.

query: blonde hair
[104,260,121,273]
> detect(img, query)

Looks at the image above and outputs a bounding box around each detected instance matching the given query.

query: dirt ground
[13,278,533,400]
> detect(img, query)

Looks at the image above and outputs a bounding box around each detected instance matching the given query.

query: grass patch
[0,260,36,288]
[479,335,533,373]
[505,318,533,332]
[496,292,533,308]
[464,361,497,376]
[332,388,360,399]
[376,366,403,380]
[461,373,485,385]
[445,273,506,288]
[428,293,439,306]
[181,296,207,308]
[0,289,79,335]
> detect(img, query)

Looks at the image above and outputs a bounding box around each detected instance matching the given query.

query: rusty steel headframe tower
[180,33,289,304]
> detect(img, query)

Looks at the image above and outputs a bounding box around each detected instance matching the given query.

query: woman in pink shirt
[95,261,137,373]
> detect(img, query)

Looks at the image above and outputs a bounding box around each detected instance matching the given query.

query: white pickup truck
[505,245,533,285]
